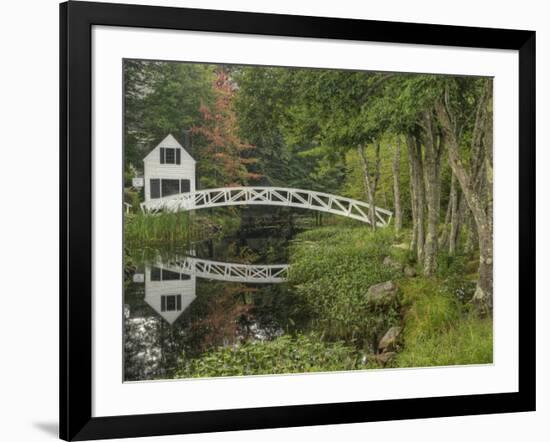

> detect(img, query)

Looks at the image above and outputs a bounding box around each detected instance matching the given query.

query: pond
[124,209,316,381]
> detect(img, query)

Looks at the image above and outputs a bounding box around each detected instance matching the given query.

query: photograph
[123,60,494,382]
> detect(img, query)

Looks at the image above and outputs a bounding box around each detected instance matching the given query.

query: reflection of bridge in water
[162,256,288,284]
[142,186,393,227]
[136,257,288,324]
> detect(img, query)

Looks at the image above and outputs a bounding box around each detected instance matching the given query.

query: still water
[124,212,313,381]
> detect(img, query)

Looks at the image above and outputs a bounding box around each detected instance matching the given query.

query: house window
[160,147,181,165]
[151,267,190,281]
[162,269,180,281]
[150,179,190,199]
[150,179,160,199]
[151,266,161,281]
[161,179,180,197]
[165,148,175,164]
[161,295,182,312]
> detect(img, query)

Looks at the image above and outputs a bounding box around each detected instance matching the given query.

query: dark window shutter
[150,179,160,199]
[180,179,190,193]
[176,295,182,310]
[176,149,181,165]
[161,296,166,312]
[160,148,165,164]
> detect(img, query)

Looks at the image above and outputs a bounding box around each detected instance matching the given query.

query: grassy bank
[289,225,492,367]
[395,273,493,368]
[125,212,194,244]
[124,211,240,244]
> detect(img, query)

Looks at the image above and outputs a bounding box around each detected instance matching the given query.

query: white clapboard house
[143,134,195,202]
[144,264,197,325]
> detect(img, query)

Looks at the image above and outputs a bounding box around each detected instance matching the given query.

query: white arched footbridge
[159,257,288,284]
[142,187,393,227]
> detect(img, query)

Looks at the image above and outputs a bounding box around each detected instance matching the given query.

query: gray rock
[378,326,402,352]
[404,266,417,277]
[366,280,399,305]
[383,256,404,272]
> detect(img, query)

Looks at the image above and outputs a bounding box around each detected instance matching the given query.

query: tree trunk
[435,80,493,310]
[439,173,455,249]
[407,134,418,254]
[415,136,426,263]
[392,135,403,234]
[464,209,478,254]
[474,224,493,312]
[407,133,425,262]
[357,144,380,231]
[421,111,443,276]
[448,180,465,256]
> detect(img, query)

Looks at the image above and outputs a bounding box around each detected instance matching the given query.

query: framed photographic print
[60,1,535,440]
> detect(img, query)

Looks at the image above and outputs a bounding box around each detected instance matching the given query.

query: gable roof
[143,134,195,163]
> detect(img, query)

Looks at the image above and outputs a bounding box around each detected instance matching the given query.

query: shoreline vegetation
[170,224,492,379]
[124,210,241,245]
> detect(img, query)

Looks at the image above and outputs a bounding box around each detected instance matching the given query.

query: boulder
[366,280,399,305]
[404,265,417,277]
[383,256,404,272]
[378,326,402,352]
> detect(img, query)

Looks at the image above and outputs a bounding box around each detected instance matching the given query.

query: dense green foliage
[177,334,365,378]
[288,226,401,349]
[124,60,214,167]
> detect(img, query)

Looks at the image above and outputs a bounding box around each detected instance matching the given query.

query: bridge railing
[142,186,393,227]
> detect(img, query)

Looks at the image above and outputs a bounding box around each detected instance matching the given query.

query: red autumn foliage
[192,70,261,186]
[191,284,257,351]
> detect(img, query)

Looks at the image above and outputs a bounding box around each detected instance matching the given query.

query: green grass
[124,211,241,244]
[125,212,193,244]
[394,277,493,367]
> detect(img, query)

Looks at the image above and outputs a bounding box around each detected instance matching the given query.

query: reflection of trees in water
[124,316,162,381]
[186,282,253,352]
[124,216,314,381]
[124,277,313,381]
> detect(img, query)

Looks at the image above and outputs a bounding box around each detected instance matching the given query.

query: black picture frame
[60,1,536,440]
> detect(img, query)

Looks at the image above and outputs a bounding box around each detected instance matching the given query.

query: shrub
[288,226,401,349]
[176,333,366,378]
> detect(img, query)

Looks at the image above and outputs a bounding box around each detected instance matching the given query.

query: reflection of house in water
[144,264,196,325]
[141,256,288,324]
